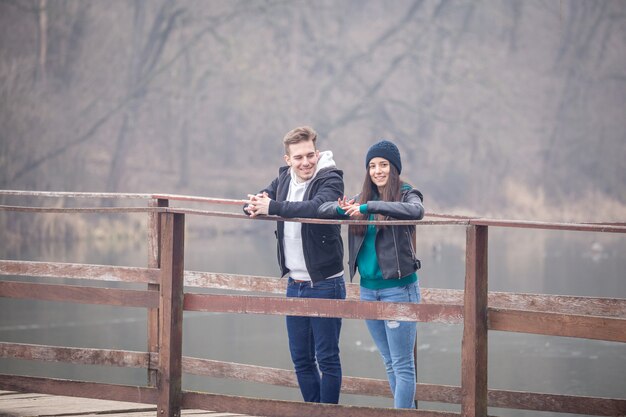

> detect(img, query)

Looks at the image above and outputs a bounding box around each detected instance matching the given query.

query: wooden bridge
[0,190,625,417]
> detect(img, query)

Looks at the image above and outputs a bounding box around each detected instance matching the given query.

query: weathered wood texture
[4,261,623,318]
[0,391,157,417]
[0,379,458,417]
[486,389,626,416]
[0,343,150,368]
[425,288,626,318]
[151,194,247,205]
[470,218,626,234]
[0,389,457,417]
[3,345,624,416]
[0,260,159,283]
[0,204,157,213]
[183,293,464,324]
[0,190,153,199]
[147,198,168,387]
[158,212,185,417]
[0,390,251,417]
[182,391,460,417]
[0,280,158,308]
[180,357,460,405]
[461,225,488,417]
[1,190,625,234]
[488,308,626,342]
[0,375,157,405]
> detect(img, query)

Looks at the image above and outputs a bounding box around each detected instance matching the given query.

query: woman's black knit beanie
[365,140,402,174]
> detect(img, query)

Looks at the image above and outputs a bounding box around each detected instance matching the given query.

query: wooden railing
[0,190,625,417]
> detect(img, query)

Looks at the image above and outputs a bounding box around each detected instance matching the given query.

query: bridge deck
[0,391,257,417]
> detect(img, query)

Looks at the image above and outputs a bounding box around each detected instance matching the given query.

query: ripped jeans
[360,282,420,408]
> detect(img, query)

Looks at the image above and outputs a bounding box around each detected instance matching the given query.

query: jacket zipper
[391,226,402,278]
[275,230,284,279]
[406,229,417,260]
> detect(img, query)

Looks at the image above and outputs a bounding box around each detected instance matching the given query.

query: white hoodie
[283,151,337,281]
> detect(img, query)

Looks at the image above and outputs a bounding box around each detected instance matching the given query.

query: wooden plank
[0,280,158,308]
[0,190,153,199]
[147,198,168,387]
[488,308,626,342]
[0,390,255,417]
[2,346,623,415]
[182,391,460,417]
[0,342,150,368]
[180,356,461,403]
[423,288,626,318]
[470,218,626,234]
[184,271,360,300]
[165,208,465,226]
[2,260,622,319]
[184,271,626,318]
[461,225,488,417]
[182,357,297,389]
[0,393,155,416]
[0,205,156,214]
[79,412,249,417]
[0,392,49,400]
[2,189,624,233]
[0,390,253,417]
[0,374,157,405]
[0,260,159,283]
[183,293,464,324]
[486,388,626,416]
[0,345,453,403]
[151,194,247,206]
[183,271,287,295]
[158,212,185,417]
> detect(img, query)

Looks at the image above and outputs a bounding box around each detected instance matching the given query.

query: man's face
[284,140,319,182]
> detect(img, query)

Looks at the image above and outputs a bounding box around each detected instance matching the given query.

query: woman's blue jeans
[286,276,346,404]
[360,282,420,408]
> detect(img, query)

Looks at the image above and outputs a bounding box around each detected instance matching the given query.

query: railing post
[461,225,488,417]
[157,212,185,417]
[413,229,419,410]
[147,198,169,386]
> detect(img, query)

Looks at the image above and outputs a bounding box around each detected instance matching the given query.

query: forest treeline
[1,0,625,233]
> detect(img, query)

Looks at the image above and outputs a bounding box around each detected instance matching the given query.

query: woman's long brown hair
[352,163,402,235]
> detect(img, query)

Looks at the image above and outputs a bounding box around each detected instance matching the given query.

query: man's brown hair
[283,126,317,154]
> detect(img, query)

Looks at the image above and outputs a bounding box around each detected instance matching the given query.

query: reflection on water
[1,219,625,416]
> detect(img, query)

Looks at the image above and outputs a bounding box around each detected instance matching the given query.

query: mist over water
[1,222,625,416]
[2,2,625,414]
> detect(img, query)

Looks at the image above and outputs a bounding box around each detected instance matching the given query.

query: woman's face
[368,157,390,191]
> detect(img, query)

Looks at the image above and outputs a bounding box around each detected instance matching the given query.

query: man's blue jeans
[360,282,420,408]
[286,276,346,404]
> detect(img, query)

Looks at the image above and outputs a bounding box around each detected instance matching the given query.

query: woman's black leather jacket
[318,187,424,282]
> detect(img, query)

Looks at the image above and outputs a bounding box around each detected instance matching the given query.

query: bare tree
[106,0,184,193]
[36,0,47,84]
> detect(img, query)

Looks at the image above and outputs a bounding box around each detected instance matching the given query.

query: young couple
[244,126,424,409]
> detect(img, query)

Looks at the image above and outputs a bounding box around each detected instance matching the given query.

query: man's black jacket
[247,165,344,283]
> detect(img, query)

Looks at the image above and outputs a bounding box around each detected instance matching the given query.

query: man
[244,126,346,404]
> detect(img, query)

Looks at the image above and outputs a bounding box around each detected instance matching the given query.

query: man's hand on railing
[245,192,271,217]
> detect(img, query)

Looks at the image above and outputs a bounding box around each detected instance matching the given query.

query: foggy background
[1,2,626,415]
[1,0,625,222]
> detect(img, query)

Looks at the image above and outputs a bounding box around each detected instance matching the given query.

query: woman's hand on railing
[338,197,360,217]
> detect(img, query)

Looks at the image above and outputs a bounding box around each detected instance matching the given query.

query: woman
[318,139,424,409]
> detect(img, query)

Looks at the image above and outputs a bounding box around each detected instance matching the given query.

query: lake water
[1,216,625,416]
